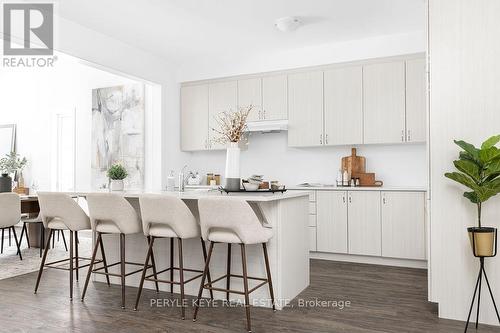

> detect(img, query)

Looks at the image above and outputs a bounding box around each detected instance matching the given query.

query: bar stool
[133,194,213,319]
[194,197,276,333]
[19,213,68,258]
[0,193,22,260]
[34,192,93,299]
[82,193,151,309]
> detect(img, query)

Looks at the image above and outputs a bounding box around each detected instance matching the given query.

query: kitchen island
[82,189,310,310]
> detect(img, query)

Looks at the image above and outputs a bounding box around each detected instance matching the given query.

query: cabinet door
[238,78,262,122]
[181,84,209,151]
[288,71,324,147]
[208,81,237,150]
[363,61,406,144]
[324,66,363,145]
[262,74,288,121]
[348,191,381,256]
[317,191,348,253]
[405,58,426,143]
[381,191,426,260]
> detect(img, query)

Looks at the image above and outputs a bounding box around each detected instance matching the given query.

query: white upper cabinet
[324,66,363,145]
[262,74,288,121]
[181,84,209,151]
[208,81,237,150]
[237,78,262,122]
[348,191,381,256]
[316,191,348,253]
[288,71,324,147]
[381,191,426,260]
[363,61,406,144]
[405,58,427,143]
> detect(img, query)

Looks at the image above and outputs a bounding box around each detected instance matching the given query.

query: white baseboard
[310,251,427,269]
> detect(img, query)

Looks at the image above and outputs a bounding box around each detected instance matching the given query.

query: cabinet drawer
[309,226,317,252]
[309,214,317,227]
[309,202,317,215]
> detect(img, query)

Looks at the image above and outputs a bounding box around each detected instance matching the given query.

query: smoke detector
[274,16,301,32]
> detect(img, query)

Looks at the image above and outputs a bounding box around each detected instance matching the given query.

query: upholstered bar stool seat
[194,197,276,333]
[0,193,23,260]
[82,193,151,309]
[134,194,213,319]
[34,192,94,300]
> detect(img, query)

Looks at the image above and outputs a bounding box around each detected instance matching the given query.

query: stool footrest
[202,274,269,295]
[143,266,204,286]
[44,257,103,272]
[92,261,151,278]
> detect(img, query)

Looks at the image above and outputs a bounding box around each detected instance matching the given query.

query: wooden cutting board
[341,148,366,177]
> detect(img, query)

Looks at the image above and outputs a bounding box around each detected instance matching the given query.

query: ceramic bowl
[243,182,260,191]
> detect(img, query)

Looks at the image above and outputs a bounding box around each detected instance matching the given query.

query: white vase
[110,179,124,191]
[225,142,241,191]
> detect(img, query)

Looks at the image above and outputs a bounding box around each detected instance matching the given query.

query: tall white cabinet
[287,71,324,147]
[181,84,209,151]
[208,81,237,150]
[323,66,363,145]
[405,58,427,143]
[363,61,406,144]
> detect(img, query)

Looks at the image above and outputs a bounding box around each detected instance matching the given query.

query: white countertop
[289,185,427,192]
[45,189,310,202]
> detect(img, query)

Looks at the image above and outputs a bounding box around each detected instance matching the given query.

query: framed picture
[0,124,16,157]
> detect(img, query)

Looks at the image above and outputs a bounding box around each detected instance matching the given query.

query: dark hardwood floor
[0,259,498,333]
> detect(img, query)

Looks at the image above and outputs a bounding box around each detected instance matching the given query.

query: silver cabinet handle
[263,110,266,119]
[342,196,345,203]
[348,196,352,204]
[258,110,262,120]
[383,196,386,204]
[407,130,412,142]
[401,129,404,142]
[325,134,329,145]
[319,134,323,144]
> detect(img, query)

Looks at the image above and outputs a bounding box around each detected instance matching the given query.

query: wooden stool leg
[74,231,79,281]
[200,238,214,299]
[169,238,174,293]
[25,223,30,248]
[12,226,22,260]
[34,229,53,294]
[147,236,159,292]
[262,243,276,311]
[134,236,155,311]
[120,233,126,309]
[82,232,101,300]
[61,230,68,251]
[99,235,110,286]
[8,227,11,246]
[39,224,44,258]
[178,238,186,319]
[240,244,252,333]
[193,241,214,321]
[69,231,74,300]
[1,228,4,254]
[226,243,231,301]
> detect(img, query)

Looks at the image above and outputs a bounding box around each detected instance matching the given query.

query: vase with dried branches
[211,105,253,190]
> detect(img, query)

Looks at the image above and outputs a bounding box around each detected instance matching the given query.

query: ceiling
[56,0,425,66]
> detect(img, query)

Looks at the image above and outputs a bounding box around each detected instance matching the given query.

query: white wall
[429,0,500,326]
[172,31,427,187]
[0,57,138,191]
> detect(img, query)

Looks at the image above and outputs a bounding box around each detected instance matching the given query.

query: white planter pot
[110,179,124,191]
[225,142,241,191]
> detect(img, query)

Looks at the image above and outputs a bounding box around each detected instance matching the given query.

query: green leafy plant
[0,152,27,175]
[107,164,128,180]
[445,135,500,227]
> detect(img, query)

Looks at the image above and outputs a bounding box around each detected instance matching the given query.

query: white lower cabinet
[347,191,382,256]
[381,191,426,260]
[316,191,348,253]
[312,189,426,262]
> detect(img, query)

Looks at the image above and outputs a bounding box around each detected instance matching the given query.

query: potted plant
[107,163,128,191]
[211,105,253,191]
[0,152,27,193]
[445,135,500,256]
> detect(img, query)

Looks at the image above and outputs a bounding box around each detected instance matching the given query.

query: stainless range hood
[246,120,288,133]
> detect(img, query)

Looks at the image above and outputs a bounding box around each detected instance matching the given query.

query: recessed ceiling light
[274,16,301,32]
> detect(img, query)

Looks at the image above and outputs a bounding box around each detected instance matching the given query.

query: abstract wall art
[91,84,145,190]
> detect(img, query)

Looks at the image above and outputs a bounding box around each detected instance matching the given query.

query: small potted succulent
[0,152,27,193]
[107,163,128,191]
[445,135,500,256]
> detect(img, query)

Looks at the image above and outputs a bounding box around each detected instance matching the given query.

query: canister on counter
[214,174,221,185]
[206,173,213,185]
